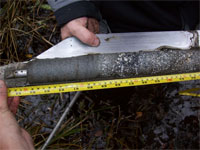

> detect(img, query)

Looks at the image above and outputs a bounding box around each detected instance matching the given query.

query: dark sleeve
[48,0,101,27]
[179,1,199,30]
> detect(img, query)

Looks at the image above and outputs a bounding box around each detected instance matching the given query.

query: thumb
[72,25,100,47]
[0,80,8,112]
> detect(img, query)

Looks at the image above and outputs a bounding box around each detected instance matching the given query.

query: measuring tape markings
[8,72,200,97]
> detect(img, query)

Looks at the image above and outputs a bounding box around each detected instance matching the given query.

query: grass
[0,0,57,65]
[16,88,158,149]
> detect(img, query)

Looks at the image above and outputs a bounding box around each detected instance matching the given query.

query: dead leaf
[135,112,143,119]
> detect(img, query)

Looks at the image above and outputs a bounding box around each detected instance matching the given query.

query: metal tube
[27,49,200,85]
[5,70,27,79]
[41,91,81,150]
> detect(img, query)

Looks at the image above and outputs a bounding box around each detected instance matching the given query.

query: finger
[87,18,95,33]
[88,18,99,34]
[71,24,100,46]
[9,96,20,115]
[0,80,8,112]
[94,19,100,33]
[93,21,100,34]
[21,128,34,150]
[87,23,95,33]
[61,25,72,40]
[8,97,12,106]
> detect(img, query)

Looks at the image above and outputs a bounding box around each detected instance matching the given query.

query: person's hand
[0,80,34,150]
[61,17,100,46]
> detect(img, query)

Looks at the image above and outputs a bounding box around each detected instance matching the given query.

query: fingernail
[93,38,100,46]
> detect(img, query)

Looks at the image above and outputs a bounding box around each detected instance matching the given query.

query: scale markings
[7,72,200,97]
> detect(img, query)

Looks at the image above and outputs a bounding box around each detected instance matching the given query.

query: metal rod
[27,50,200,85]
[41,91,81,150]
[5,70,28,79]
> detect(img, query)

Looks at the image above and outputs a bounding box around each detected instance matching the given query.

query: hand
[0,80,34,150]
[61,17,100,46]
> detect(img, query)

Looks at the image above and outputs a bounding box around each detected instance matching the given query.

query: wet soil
[18,81,200,149]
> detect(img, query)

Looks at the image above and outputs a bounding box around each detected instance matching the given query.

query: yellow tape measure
[179,88,200,97]
[8,72,200,97]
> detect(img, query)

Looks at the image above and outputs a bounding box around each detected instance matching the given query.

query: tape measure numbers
[8,72,200,97]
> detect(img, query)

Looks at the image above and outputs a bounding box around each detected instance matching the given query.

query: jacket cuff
[54,1,101,27]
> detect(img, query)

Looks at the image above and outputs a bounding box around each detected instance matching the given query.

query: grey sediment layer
[27,49,200,85]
